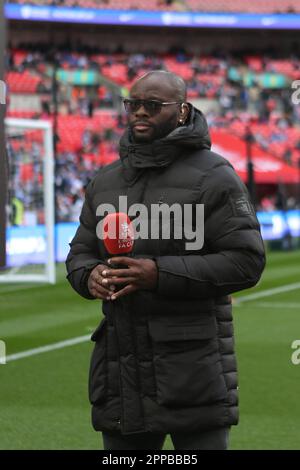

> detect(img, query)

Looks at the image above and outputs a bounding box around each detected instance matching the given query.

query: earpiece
[179,103,186,125]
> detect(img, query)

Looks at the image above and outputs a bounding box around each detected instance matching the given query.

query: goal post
[0,118,56,284]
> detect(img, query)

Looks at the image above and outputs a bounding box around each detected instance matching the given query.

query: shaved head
[132,70,187,102]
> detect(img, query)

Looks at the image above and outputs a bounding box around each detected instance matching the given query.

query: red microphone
[102,212,135,257]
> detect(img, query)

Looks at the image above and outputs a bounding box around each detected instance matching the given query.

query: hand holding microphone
[87,211,133,300]
[99,212,158,301]
[87,263,116,300]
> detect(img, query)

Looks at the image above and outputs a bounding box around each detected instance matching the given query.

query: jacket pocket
[148,316,227,407]
[89,319,107,405]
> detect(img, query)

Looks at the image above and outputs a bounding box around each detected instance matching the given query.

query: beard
[129,116,179,143]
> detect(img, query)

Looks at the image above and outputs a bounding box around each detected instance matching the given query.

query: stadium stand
[6,0,300,13]
[6,0,188,12]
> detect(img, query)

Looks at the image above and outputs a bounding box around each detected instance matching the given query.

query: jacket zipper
[127,296,146,432]
[122,171,151,431]
[110,301,125,431]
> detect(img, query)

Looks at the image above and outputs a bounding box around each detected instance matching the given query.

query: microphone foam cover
[102,212,135,255]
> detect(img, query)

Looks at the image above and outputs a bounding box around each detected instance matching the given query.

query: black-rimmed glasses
[123,99,182,116]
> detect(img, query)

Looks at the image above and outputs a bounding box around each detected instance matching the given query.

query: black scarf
[119,106,211,184]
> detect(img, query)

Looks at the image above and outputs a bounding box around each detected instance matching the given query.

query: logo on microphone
[120,222,130,239]
[96,196,204,251]
[119,222,134,250]
[102,212,135,254]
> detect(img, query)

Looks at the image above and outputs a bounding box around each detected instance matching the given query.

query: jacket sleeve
[65,181,106,299]
[155,163,266,299]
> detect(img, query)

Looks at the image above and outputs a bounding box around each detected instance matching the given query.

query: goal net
[0,118,55,284]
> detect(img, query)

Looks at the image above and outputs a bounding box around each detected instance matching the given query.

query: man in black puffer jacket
[66,71,265,450]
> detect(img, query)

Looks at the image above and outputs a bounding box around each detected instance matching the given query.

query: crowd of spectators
[7,44,300,154]
[6,43,300,222]
[7,135,45,226]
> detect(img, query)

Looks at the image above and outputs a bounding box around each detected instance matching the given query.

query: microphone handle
[105,254,132,294]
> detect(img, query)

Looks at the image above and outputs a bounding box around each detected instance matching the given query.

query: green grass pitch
[0,249,299,449]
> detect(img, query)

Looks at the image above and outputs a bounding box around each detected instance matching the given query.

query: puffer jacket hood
[119,105,211,172]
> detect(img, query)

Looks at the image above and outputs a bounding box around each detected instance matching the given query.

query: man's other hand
[88,264,116,300]
[101,257,158,301]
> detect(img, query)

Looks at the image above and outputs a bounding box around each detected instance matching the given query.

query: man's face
[126,76,182,143]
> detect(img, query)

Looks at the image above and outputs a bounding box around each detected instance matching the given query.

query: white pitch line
[236,282,300,303]
[6,335,91,363]
[255,302,300,309]
[235,302,300,309]
[0,284,46,294]
[4,282,300,364]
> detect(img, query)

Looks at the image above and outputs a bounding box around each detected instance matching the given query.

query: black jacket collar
[119,106,211,183]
